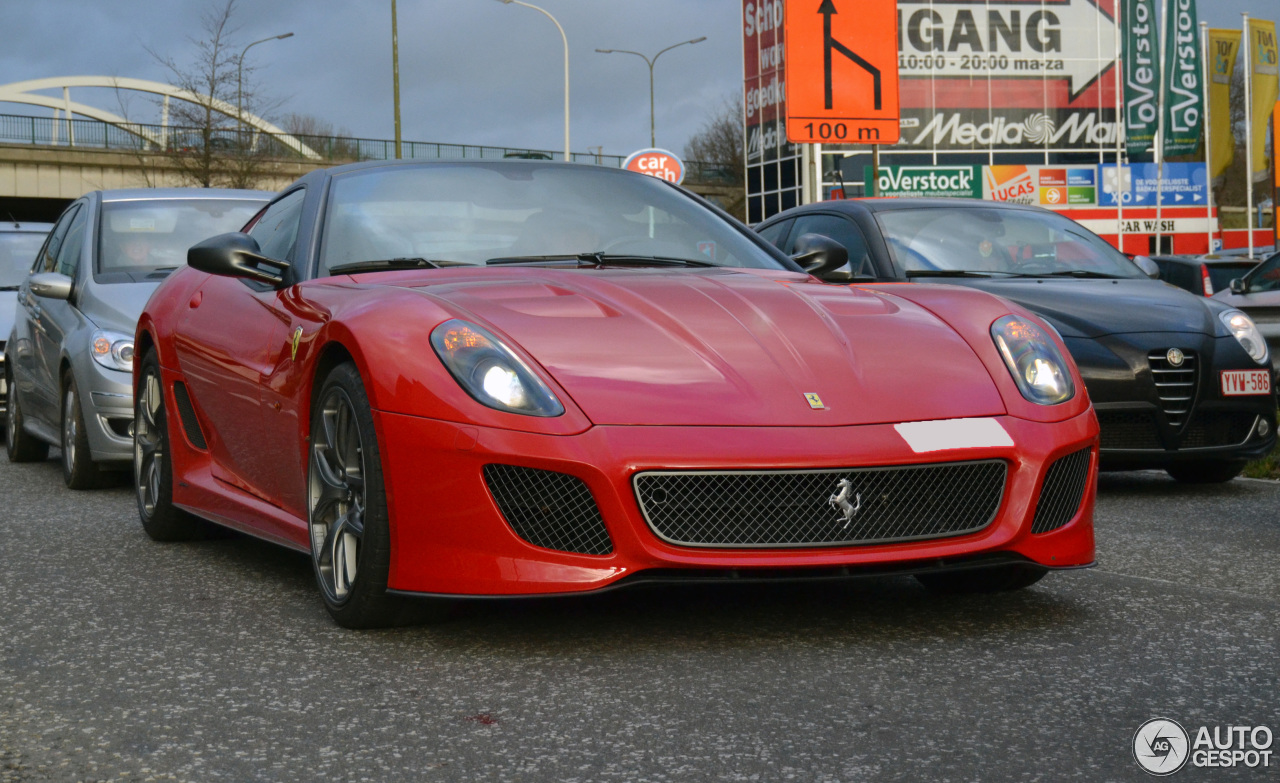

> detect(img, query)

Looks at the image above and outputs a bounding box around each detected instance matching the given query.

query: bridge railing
[0,112,735,186]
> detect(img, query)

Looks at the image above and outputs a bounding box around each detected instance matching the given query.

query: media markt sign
[864,165,981,198]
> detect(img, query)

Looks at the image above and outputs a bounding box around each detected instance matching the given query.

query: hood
[398,269,1006,427]
[76,279,161,334]
[956,278,1217,338]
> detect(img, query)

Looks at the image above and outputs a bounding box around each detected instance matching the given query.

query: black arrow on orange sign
[819,0,881,111]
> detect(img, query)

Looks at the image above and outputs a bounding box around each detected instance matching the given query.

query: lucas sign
[623,149,686,185]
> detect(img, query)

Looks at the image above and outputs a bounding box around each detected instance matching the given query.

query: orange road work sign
[785,0,900,145]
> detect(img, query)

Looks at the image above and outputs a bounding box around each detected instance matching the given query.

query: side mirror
[29,272,73,301]
[1132,255,1160,279]
[791,233,850,281]
[188,232,290,287]
[1229,277,1248,295]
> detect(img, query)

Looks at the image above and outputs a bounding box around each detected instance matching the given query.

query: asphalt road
[1,454,1277,782]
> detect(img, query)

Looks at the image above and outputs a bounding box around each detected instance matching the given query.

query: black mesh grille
[1148,350,1198,429]
[1096,410,1162,450]
[634,460,1007,548]
[483,465,613,555]
[1181,412,1257,449]
[171,381,207,450]
[1031,448,1092,535]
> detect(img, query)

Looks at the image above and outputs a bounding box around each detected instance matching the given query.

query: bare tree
[147,0,282,188]
[281,112,362,161]
[684,93,746,220]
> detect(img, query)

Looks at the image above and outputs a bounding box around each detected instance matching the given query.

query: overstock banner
[1207,29,1240,181]
[1247,19,1279,182]
[1161,0,1202,157]
[863,165,981,198]
[1123,0,1160,158]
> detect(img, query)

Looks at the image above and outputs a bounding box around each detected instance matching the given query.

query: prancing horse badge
[290,327,303,361]
[805,392,825,409]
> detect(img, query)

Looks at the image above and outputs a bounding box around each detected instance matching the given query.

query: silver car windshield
[0,232,49,287]
[318,164,780,274]
[97,200,262,276]
[875,207,1147,278]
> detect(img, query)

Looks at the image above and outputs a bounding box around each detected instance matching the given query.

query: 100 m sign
[799,121,887,143]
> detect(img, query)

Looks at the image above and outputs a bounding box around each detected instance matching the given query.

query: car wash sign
[623,149,686,185]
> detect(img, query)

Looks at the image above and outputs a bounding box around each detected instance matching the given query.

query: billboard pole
[1243,12,1254,259]
[1154,0,1170,256]
[1200,21,1214,253]
[1115,0,1125,252]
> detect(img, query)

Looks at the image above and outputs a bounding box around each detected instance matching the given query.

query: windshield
[875,207,1146,278]
[318,163,782,274]
[97,199,263,276]
[0,232,49,287]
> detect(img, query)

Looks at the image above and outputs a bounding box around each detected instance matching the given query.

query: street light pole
[497,0,570,161]
[392,0,402,159]
[237,32,294,131]
[595,37,706,148]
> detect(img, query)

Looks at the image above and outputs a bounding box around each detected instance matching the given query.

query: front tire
[6,366,49,463]
[308,362,448,628]
[915,564,1048,594]
[61,373,106,489]
[1165,460,1246,484]
[134,351,205,540]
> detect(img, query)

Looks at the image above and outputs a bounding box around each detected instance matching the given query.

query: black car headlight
[991,315,1075,405]
[430,319,564,417]
[1219,309,1269,365]
[90,330,135,372]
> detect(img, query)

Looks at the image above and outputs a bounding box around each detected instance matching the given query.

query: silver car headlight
[90,330,135,372]
[991,315,1075,405]
[430,319,564,417]
[1219,309,1269,365]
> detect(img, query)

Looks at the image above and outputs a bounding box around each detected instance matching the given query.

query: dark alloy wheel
[134,351,205,540]
[308,362,448,628]
[61,373,106,489]
[915,564,1048,594]
[1165,460,1246,484]
[6,366,49,463]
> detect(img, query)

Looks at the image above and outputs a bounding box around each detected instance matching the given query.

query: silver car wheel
[62,387,79,473]
[134,368,163,518]
[308,386,366,605]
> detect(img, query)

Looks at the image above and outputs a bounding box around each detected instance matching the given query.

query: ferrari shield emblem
[804,392,825,409]
[290,327,303,361]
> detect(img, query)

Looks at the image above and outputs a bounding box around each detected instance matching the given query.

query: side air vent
[483,465,613,555]
[171,381,208,450]
[1031,448,1092,535]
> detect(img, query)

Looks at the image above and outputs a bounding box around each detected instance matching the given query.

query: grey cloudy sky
[0,0,1270,158]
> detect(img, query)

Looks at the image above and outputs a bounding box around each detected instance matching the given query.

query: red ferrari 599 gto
[134,161,1097,627]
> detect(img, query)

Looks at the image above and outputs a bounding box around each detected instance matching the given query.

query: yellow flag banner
[1207,29,1239,182]
[1247,20,1278,182]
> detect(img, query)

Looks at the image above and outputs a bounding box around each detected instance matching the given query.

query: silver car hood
[76,278,161,334]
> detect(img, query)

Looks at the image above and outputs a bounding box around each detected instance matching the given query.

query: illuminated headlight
[991,315,1075,405]
[1219,309,1269,365]
[90,330,134,372]
[430,319,564,417]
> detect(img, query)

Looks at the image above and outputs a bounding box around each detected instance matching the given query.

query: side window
[54,206,89,278]
[757,219,793,250]
[248,189,306,261]
[787,214,874,276]
[35,204,80,274]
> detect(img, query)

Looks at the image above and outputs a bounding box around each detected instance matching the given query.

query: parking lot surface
[1,456,1277,782]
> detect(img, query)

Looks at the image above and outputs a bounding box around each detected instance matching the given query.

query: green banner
[1123,0,1161,158]
[864,166,981,199]
[1161,0,1203,157]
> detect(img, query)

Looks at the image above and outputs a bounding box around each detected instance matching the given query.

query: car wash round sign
[623,148,685,185]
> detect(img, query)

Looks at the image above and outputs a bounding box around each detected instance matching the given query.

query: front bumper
[77,358,134,463]
[1066,332,1277,468]
[375,409,1099,597]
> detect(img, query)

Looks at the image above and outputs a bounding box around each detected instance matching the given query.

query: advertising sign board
[862,165,980,198]
[1098,163,1208,206]
[623,149,685,185]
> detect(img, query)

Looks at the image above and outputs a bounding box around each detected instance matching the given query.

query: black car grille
[1182,412,1258,449]
[634,460,1007,548]
[1095,410,1162,450]
[1031,448,1092,534]
[1148,350,1197,428]
[483,465,613,556]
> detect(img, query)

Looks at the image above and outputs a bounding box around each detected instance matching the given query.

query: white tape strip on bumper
[894,418,1014,454]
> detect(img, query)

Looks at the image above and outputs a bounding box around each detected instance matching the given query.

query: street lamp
[596,37,706,148]
[496,0,570,161]
[237,32,294,130]
[392,0,401,158]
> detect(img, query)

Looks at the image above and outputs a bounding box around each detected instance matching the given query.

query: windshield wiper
[329,258,453,274]
[0,285,19,292]
[486,253,716,268]
[146,266,180,278]
[905,269,994,278]
[1013,270,1124,279]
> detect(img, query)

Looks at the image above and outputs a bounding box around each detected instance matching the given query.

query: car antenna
[6,213,17,228]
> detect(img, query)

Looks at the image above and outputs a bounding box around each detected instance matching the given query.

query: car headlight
[430,320,564,417]
[1219,309,1269,365]
[90,330,134,372]
[991,315,1075,405]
